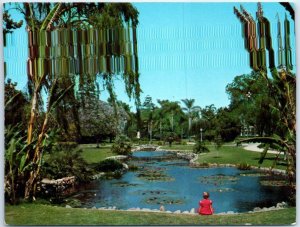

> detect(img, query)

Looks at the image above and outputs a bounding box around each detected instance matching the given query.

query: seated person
[198,192,214,215]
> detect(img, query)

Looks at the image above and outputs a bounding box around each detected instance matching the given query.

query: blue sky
[3,2,296,109]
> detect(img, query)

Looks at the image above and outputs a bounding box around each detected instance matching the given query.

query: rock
[276,202,287,208]
[165,211,172,213]
[190,208,195,213]
[182,211,189,214]
[105,155,128,161]
[253,207,261,212]
[122,163,129,170]
[174,210,181,214]
[141,208,151,211]
[227,211,234,214]
[92,206,97,209]
[112,206,116,210]
[65,205,72,208]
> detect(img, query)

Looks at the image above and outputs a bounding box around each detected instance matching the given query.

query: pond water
[70,150,288,213]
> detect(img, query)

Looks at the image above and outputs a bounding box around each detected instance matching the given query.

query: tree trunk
[24,113,49,200]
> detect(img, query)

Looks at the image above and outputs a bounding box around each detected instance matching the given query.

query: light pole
[200,128,203,142]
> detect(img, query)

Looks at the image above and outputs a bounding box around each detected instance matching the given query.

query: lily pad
[112,181,140,187]
[211,187,235,192]
[198,174,239,185]
[260,180,289,187]
[145,196,184,205]
[137,168,174,181]
[239,173,268,177]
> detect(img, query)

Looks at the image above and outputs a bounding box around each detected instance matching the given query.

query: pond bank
[5,203,296,225]
[41,145,290,215]
[64,201,288,215]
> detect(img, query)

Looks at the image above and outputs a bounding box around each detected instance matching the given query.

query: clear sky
[3,2,296,109]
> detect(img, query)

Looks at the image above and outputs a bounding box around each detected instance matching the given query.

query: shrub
[193,141,210,154]
[56,142,78,151]
[237,162,251,170]
[181,141,187,145]
[128,165,139,171]
[111,135,132,155]
[41,149,94,182]
[157,141,163,146]
[94,159,124,172]
[199,161,210,168]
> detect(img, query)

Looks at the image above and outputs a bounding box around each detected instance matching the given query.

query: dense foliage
[41,148,94,182]
[111,135,132,155]
[94,159,124,172]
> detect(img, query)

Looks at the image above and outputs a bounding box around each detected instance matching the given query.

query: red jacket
[198,199,214,215]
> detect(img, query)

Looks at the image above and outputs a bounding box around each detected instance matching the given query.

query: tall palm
[181,99,200,141]
[158,100,182,132]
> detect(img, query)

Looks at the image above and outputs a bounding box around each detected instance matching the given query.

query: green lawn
[197,145,286,169]
[160,144,194,151]
[79,144,115,164]
[161,143,286,169]
[5,203,296,225]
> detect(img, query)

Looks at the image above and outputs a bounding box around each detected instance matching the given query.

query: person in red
[198,192,214,215]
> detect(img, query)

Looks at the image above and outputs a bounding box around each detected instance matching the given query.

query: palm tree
[158,100,183,133]
[181,99,200,141]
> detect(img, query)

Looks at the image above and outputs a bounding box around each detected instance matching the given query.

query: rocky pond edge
[42,144,290,215]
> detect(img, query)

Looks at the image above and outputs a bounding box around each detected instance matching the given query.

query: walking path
[242,143,281,154]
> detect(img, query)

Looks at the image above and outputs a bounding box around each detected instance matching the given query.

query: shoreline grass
[5,203,296,225]
[161,143,286,170]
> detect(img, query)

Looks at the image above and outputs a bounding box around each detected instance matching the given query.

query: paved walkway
[242,143,281,154]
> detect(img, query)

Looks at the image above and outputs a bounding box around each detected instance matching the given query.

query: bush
[193,141,210,154]
[41,149,94,182]
[157,141,163,146]
[56,142,78,151]
[128,165,139,171]
[199,161,210,168]
[237,162,251,170]
[94,159,124,172]
[111,135,132,155]
[220,127,240,142]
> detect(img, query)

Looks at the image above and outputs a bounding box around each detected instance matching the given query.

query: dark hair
[203,192,209,199]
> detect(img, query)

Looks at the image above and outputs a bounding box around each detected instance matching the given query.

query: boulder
[253,207,261,212]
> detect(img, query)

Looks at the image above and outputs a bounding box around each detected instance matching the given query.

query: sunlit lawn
[161,143,286,169]
[160,144,194,151]
[79,144,115,164]
[198,146,286,169]
[5,203,296,225]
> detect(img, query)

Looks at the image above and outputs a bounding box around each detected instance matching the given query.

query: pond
[69,150,288,213]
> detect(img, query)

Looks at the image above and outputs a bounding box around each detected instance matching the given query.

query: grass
[160,144,194,151]
[196,145,286,169]
[5,203,296,225]
[160,143,286,170]
[79,144,115,164]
